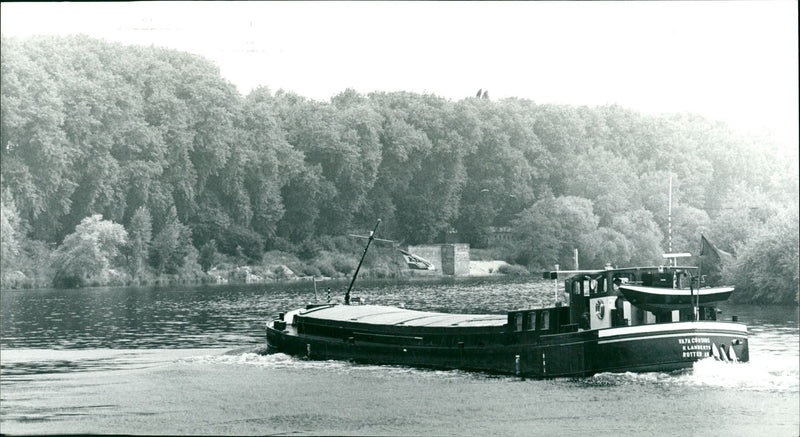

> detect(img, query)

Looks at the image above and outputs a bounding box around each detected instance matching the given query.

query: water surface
[1,277,798,435]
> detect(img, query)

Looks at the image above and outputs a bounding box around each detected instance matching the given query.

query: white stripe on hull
[598,332,746,345]
[597,321,746,338]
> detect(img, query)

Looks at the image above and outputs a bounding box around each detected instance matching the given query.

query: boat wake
[686,355,799,392]
[177,349,799,392]
[178,350,496,381]
[0,348,227,377]
[585,357,798,393]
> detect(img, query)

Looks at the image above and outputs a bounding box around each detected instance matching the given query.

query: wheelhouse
[541,266,722,333]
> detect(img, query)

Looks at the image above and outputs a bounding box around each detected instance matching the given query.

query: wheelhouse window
[540,310,550,331]
[527,311,537,331]
[594,277,605,294]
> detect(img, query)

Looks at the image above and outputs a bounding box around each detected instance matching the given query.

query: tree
[1,34,797,297]
[1,192,24,282]
[585,227,633,268]
[277,165,327,243]
[199,239,217,273]
[127,206,152,280]
[707,182,783,254]
[669,205,711,255]
[560,146,634,226]
[274,89,383,236]
[150,207,194,274]
[609,208,664,265]
[455,99,538,247]
[225,86,305,240]
[1,36,76,241]
[727,210,799,304]
[51,215,128,287]
[531,104,587,195]
[510,196,600,269]
[368,92,468,243]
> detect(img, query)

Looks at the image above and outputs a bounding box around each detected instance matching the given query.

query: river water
[1,277,798,435]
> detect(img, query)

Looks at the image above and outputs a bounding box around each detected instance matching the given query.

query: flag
[399,249,435,270]
[699,235,735,264]
[699,235,735,285]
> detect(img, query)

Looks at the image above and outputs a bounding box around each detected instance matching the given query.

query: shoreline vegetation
[0,247,526,291]
[1,35,797,304]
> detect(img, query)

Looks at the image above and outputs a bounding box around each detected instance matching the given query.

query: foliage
[1,192,23,277]
[51,215,128,287]
[127,206,152,279]
[199,239,218,273]
[1,35,797,303]
[149,208,194,274]
[497,264,530,276]
[510,196,600,269]
[725,210,799,304]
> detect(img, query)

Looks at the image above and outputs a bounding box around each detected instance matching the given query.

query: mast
[553,263,560,305]
[345,218,381,305]
[668,173,673,265]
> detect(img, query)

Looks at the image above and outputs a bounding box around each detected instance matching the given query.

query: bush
[470,248,496,261]
[314,260,338,278]
[498,264,530,276]
[298,239,322,260]
[269,237,297,254]
[317,235,356,252]
[261,250,302,266]
[365,264,397,279]
[296,264,322,278]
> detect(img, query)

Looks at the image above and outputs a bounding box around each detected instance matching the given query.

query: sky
[1,1,798,151]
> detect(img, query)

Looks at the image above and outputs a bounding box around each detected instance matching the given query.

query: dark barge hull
[266,305,748,378]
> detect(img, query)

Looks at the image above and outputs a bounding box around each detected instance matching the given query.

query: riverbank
[0,247,530,291]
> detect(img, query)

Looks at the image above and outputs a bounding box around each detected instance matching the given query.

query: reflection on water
[1,277,797,350]
[0,278,555,349]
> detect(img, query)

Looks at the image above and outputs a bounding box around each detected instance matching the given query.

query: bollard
[515,354,524,380]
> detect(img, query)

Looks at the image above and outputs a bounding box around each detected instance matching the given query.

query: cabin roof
[298,304,506,327]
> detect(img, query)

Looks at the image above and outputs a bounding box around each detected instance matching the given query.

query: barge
[266,219,746,377]
[265,263,747,378]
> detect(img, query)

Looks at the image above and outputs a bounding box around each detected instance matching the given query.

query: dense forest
[1,35,797,303]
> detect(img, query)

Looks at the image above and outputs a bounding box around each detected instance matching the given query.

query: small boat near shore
[265,222,748,378]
